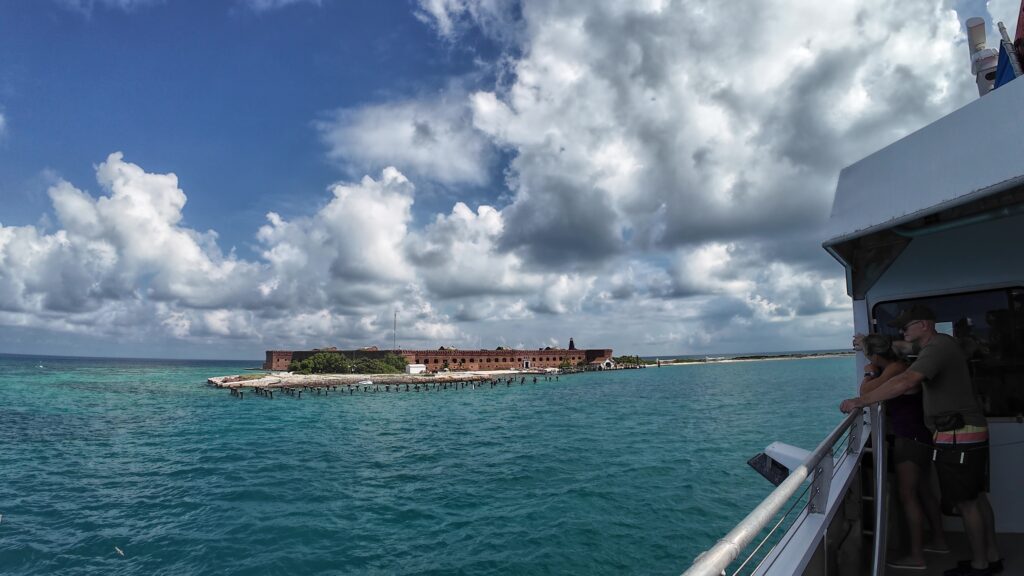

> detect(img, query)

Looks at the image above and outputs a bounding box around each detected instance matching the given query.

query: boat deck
[884,532,1022,576]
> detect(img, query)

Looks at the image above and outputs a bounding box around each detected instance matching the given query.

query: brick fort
[263,338,613,372]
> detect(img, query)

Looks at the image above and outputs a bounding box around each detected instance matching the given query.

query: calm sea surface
[0,354,853,575]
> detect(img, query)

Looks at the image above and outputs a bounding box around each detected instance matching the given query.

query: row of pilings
[221,374,562,400]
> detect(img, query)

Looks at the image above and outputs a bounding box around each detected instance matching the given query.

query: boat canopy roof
[825,77,1024,248]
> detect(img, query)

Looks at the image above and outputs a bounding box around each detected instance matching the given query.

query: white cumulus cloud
[0,155,456,347]
[317,92,495,187]
[988,0,1021,35]
[450,0,973,270]
[5,0,987,356]
[413,0,519,41]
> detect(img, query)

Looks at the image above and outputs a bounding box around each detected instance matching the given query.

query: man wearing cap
[840,305,1001,576]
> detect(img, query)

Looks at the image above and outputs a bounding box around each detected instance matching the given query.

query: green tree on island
[288,352,407,375]
[612,355,646,367]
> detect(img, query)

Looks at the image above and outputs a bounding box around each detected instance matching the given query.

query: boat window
[872,287,1024,418]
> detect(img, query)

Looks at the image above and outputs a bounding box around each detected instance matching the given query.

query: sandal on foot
[955,559,1003,574]
[946,562,993,576]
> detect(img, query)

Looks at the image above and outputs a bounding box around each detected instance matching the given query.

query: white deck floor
[883,532,1021,576]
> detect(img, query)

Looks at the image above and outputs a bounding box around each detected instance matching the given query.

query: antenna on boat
[966,17,999,96]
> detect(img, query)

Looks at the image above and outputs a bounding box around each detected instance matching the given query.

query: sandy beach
[655,352,854,367]
[208,368,548,389]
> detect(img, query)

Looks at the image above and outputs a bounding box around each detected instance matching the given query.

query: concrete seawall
[208,371,530,389]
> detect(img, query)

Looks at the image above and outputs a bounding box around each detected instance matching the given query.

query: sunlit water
[0,354,853,575]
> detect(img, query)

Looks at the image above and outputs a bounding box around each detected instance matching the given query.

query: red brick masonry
[264,347,613,372]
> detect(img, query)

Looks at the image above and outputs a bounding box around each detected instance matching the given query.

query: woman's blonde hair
[862,334,897,361]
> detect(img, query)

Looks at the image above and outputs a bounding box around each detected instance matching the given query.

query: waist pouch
[932,445,969,465]
[933,412,964,432]
[932,442,986,465]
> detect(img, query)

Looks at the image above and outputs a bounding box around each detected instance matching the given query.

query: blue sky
[0,0,1016,360]
[2,1,501,251]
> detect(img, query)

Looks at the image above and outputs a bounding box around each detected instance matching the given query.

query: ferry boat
[683,12,1024,576]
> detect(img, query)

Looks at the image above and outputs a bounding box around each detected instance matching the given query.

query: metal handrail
[681,409,864,576]
[869,403,888,576]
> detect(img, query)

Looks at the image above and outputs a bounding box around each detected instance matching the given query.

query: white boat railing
[681,409,867,576]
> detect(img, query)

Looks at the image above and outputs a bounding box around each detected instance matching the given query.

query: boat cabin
[684,24,1024,576]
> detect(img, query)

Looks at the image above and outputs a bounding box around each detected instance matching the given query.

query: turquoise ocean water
[0,354,853,575]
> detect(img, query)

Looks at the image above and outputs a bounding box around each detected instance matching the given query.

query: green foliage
[288,352,408,375]
[236,373,270,381]
[382,353,408,372]
[288,352,346,374]
[612,355,645,366]
[352,356,405,374]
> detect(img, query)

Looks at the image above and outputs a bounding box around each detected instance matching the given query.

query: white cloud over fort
[0,148,898,357]
[0,0,1005,357]
[317,92,496,187]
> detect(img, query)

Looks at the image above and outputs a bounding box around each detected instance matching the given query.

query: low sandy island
[209,354,852,388]
[658,351,854,367]
[208,369,547,389]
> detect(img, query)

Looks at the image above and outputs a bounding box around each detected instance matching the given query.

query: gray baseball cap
[887,304,936,328]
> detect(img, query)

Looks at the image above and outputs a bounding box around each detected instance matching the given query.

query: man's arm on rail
[841,369,924,413]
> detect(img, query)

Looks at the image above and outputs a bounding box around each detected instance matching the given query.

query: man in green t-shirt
[840,305,1001,576]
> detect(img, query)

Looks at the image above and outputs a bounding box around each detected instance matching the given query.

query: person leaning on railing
[841,305,1002,576]
[857,333,948,570]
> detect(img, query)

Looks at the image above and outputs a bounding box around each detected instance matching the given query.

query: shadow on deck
[883,532,1021,576]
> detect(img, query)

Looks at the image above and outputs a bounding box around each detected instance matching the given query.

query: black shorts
[893,436,932,467]
[933,442,988,504]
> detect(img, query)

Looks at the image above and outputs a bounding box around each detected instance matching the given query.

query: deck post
[809,451,834,514]
[848,409,864,455]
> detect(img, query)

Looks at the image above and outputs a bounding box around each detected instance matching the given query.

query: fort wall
[264,347,613,372]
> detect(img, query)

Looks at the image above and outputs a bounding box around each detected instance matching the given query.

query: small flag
[995,42,1021,89]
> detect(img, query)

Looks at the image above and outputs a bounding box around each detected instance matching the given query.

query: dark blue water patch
[0,356,854,575]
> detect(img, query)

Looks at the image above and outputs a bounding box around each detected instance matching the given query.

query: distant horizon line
[1,348,854,364]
